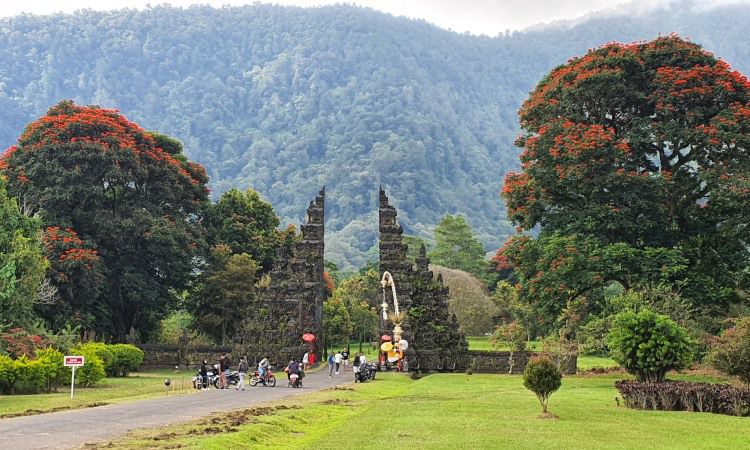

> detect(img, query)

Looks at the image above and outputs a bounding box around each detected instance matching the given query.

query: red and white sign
[64,356,85,367]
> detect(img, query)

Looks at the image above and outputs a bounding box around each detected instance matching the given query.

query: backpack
[328,354,334,364]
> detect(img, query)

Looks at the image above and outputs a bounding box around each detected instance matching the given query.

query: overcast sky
[0,0,748,35]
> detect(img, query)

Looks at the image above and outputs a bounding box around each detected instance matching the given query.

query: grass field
[0,369,197,417]
[108,372,750,449]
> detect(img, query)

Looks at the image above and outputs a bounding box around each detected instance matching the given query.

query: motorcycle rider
[258,356,270,384]
[287,358,301,387]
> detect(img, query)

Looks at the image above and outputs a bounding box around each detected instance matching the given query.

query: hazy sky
[1,0,748,35]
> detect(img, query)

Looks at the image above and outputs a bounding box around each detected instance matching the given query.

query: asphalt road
[0,367,352,449]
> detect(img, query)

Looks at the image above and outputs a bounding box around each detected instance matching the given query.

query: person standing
[334,350,343,375]
[353,352,361,382]
[302,351,309,371]
[223,353,232,387]
[200,359,209,390]
[237,356,249,391]
[328,353,335,377]
[218,354,227,389]
[341,347,350,371]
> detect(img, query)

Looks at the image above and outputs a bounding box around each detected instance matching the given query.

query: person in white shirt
[334,351,343,375]
[302,351,309,370]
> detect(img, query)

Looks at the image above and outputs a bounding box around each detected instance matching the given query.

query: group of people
[198,353,269,390]
[327,348,368,381]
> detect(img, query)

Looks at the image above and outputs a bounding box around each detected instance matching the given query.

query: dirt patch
[0,402,109,419]
[152,432,178,441]
[320,398,352,405]
[578,367,625,376]
[330,386,354,391]
[538,412,560,420]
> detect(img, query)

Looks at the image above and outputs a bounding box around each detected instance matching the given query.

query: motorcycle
[192,368,220,389]
[288,372,302,388]
[250,367,277,387]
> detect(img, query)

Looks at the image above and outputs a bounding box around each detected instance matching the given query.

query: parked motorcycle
[192,369,220,389]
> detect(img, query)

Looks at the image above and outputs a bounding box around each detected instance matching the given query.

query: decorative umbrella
[302,333,316,342]
[380,342,394,352]
[380,334,392,342]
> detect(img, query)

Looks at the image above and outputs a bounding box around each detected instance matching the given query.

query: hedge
[615,380,750,416]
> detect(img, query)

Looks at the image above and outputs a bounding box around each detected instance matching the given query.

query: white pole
[70,366,76,399]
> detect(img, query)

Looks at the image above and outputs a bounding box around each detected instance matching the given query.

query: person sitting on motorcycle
[200,359,209,390]
[258,356,270,384]
[287,359,301,386]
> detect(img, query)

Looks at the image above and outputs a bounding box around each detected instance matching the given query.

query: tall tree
[502,36,750,321]
[2,101,209,340]
[428,214,488,282]
[191,245,259,345]
[203,188,280,273]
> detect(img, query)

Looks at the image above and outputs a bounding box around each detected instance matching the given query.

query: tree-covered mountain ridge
[1,2,750,270]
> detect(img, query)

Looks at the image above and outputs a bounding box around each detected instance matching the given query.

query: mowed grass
[466,336,619,371]
[108,372,750,450]
[0,369,197,417]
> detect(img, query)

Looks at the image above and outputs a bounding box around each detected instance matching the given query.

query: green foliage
[0,348,66,394]
[34,347,66,392]
[74,342,115,377]
[523,355,562,414]
[203,188,280,272]
[3,101,210,340]
[190,246,260,345]
[108,344,144,377]
[709,317,750,385]
[428,215,489,284]
[69,344,106,387]
[0,178,46,329]
[433,265,496,335]
[322,297,353,348]
[155,310,212,345]
[607,309,694,382]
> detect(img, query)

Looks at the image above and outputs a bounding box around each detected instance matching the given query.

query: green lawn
[0,369,198,417]
[109,372,750,449]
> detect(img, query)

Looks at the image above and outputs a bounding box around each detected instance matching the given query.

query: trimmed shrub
[709,317,750,385]
[35,347,66,392]
[615,380,750,416]
[70,346,105,387]
[0,354,15,393]
[523,355,562,414]
[74,342,116,376]
[607,309,694,383]
[108,344,144,376]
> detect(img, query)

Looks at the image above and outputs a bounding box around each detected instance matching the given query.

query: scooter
[192,369,220,389]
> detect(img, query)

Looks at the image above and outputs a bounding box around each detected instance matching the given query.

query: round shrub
[74,342,116,376]
[523,355,562,414]
[607,309,694,383]
[709,317,750,385]
[70,347,105,387]
[109,344,144,376]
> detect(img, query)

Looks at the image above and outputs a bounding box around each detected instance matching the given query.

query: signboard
[64,355,85,398]
[64,356,85,367]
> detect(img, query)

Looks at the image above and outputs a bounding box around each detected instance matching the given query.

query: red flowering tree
[502,36,750,323]
[1,101,209,340]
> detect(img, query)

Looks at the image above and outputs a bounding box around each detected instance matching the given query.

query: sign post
[64,356,85,399]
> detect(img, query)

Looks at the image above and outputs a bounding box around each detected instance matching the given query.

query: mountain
[1,2,749,270]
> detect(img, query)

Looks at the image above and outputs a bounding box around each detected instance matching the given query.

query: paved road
[0,368,352,449]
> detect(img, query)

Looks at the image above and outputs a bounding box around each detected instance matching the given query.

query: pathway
[0,367,352,449]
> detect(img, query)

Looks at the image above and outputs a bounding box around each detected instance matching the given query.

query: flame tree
[1,101,209,340]
[500,36,750,328]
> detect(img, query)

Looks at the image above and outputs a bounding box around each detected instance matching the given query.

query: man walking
[236,356,249,391]
[218,354,227,389]
[334,350,343,375]
[328,353,335,377]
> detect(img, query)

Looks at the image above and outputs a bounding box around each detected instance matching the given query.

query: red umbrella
[302,333,316,342]
[381,334,392,342]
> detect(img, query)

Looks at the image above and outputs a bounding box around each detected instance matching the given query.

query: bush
[73,342,120,376]
[607,309,694,383]
[0,354,15,393]
[709,317,750,385]
[0,327,47,358]
[35,347,66,392]
[69,346,105,387]
[523,355,562,414]
[108,344,144,376]
[615,380,750,416]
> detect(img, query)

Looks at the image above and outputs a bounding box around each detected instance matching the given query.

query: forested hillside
[1,2,750,269]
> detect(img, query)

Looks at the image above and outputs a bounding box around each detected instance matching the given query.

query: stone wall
[137,344,233,371]
[410,350,577,375]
